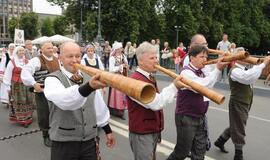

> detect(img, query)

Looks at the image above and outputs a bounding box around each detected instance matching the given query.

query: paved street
[0,78,269,160]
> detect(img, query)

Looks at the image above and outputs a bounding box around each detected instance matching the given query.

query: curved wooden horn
[208,48,263,65]
[155,64,225,104]
[204,51,249,65]
[74,64,156,104]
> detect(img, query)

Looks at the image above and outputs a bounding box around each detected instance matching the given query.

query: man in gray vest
[24,40,39,60]
[214,56,270,160]
[43,42,107,160]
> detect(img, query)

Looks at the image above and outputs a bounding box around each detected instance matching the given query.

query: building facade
[0,0,33,46]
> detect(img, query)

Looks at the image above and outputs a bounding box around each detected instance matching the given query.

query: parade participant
[103,41,111,69]
[24,40,39,60]
[217,33,231,82]
[127,41,185,160]
[167,45,228,160]
[0,43,15,104]
[44,42,111,160]
[108,41,128,119]
[81,43,115,159]
[81,44,104,70]
[2,46,34,127]
[214,56,270,160]
[21,42,60,147]
[124,41,136,70]
[52,46,59,58]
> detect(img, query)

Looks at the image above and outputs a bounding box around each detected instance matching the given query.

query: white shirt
[109,55,128,73]
[180,63,221,101]
[44,66,87,111]
[44,67,109,127]
[231,63,266,85]
[21,55,56,86]
[217,40,231,51]
[0,52,13,74]
[183,55,189,67]
[81,54,105,70]
[129,67,178,111]
[3,59,26,87]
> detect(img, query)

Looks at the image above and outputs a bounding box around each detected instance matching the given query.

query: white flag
[14,29,25,46]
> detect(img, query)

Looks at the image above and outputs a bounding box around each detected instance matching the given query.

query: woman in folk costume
[2,46,34,127]
[81,44,107,116]
[0,43,15,104]
[81,44,115,159]
[108,41,128,120]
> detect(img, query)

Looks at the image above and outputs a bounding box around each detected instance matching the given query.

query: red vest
[11,59,28,83]
[127,71,164,134]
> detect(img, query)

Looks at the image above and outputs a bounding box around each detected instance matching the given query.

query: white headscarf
[110,41,123,56]
[12,46,27,68]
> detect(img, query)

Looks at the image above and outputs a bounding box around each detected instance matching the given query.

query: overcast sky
[33,0,62,15]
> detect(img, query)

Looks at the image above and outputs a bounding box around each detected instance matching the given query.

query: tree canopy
[8,12,39,40]
[48,0,270,54]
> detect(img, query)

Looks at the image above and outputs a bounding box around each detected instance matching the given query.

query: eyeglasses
[193,42,208,46]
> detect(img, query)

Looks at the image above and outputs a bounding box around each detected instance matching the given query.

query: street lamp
[95,0,104,45]
[77,0,83,44]
[174,26,181,48]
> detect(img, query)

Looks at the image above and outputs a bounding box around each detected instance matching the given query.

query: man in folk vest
[127,41,186,160]
[21,42,60,147]
[214,56,270,160]
[167,45,228,160]
[43,42,111,160]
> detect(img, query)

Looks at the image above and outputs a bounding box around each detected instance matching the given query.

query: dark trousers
[220,99,251,149]
[35,92,50,138]
[128,55,137,70]
[167,115,207,160]
[103,56,109,69]
[51,139,97,160]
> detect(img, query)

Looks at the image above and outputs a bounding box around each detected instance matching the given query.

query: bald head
[60,42,80,55]
[190,34,207,47]
[59,42,81,74]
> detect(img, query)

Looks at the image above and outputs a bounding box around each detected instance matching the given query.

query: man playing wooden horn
[43,42,114,160]
[167,45,228,160]
[127,41,185,160]
[214,56,270,160]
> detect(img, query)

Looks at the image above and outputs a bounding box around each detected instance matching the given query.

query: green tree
[41,17,55,36]
[84,12,97,41]
[53,16,69,35]
[19,12,39,39]
[48,0,270,53]
[8,17,19,40]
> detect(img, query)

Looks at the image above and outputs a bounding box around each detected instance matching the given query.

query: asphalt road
[0,79,269,160]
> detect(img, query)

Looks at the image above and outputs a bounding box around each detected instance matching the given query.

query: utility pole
[174,26,181,48]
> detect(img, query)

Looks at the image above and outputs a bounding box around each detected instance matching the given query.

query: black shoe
[43,137,52,147]
[234,149,244,160]
[214,136,229,153]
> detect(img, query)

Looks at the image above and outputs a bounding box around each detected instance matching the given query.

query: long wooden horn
[208,48,262,65]
[155,64,225,104]
[204,51,249,65]
[74,64,156,104]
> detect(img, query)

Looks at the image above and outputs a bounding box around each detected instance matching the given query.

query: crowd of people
[0,33,269,160]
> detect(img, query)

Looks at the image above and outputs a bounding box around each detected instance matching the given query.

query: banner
[14,29,25,46]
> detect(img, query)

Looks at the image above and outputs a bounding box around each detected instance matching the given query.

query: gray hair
[136,41,156,60]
